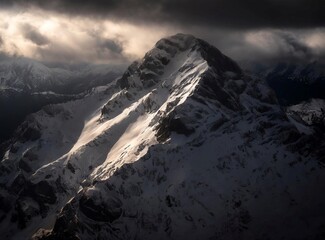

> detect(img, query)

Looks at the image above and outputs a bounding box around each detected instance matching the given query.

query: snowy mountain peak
[1,34,325,240]
[118,33,242,90]
[155,33,197,53]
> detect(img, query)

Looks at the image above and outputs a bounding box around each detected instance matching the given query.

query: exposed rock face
[0,34,324,240]
[79,187,123,223]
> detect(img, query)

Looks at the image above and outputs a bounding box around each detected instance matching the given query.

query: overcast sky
[0,0,324,66]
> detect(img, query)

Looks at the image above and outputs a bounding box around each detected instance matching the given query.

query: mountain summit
[0,34,324,240]
[118,33,241,89]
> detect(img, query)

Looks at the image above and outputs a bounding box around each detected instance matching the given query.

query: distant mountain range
[251,61,325,105]
[0,57,123,94]
[0,57,124,143]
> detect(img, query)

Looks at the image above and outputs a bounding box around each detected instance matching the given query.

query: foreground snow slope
[0,34,325,240]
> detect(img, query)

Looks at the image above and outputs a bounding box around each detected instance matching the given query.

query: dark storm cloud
[2,0,325,29]
[20,24,50,46]
[30,35,127,64]
[99,39,123,54]
[276,32,313,59]
[94,38,127,63]
[0,0,13,7]
[185,27,325,68]
[1,0,324,65]
[24,31,50,46]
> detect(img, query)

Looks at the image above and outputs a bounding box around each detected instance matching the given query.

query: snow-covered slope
[0,87,81,143]
[0,57,122,93]
[1,34,325,240]
[0,57,123,143]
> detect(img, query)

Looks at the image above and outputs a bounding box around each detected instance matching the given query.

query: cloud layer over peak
[1,0,324,29]
[0,1,324,66]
